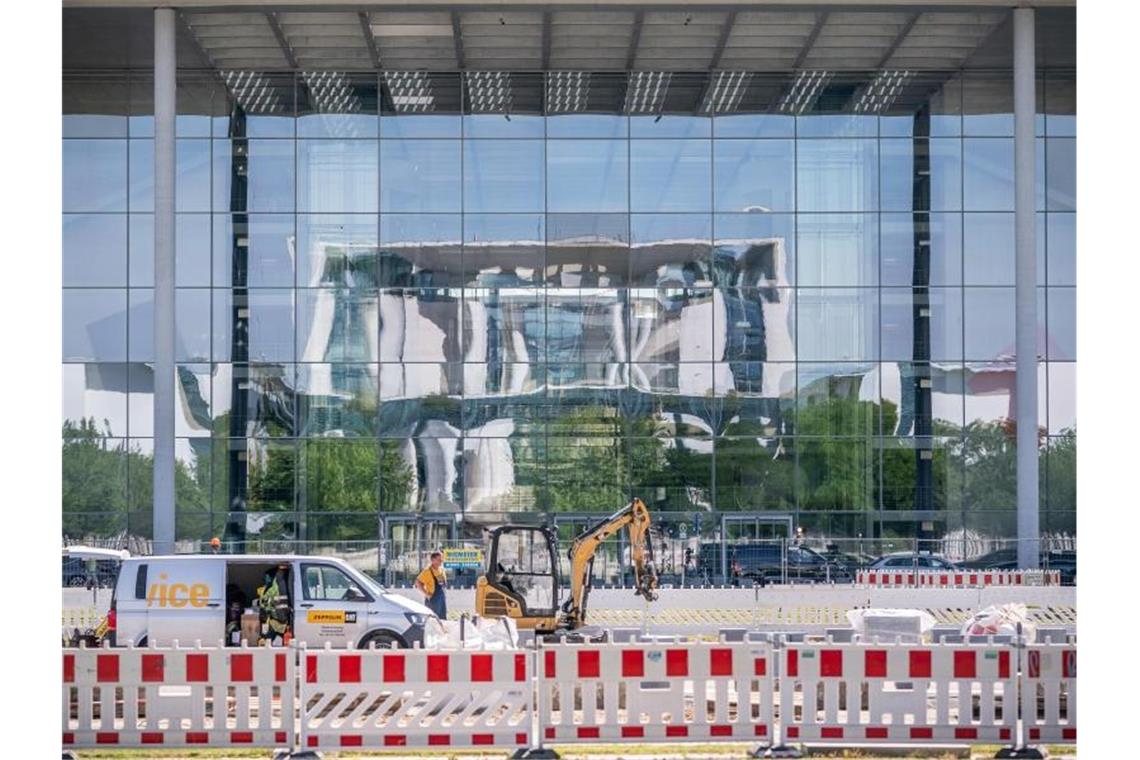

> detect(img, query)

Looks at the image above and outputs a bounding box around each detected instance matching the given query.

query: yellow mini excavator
[474,498,659,635]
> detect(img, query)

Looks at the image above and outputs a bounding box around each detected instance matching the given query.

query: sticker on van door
[307,610,356,624]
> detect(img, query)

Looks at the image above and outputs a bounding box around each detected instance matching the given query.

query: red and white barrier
[778,642,1016,744]
[856,570,1061,588]
[1022,643,1076,744]
[299,645,531,751]
[62,643,293,749]
[537,640,774,743]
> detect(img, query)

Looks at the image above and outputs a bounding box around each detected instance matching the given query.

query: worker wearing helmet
[255,564,292,645]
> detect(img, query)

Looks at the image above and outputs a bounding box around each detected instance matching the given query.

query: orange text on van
[146,574,210,608]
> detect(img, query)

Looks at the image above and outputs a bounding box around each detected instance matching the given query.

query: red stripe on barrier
[515,653,526,681]
[187,732,209,744]
[622,650,644,677]
[187,653,209,682]
[622,726,645,738]
[955,728,978,739]
[307,736,318,747]
[868,573,876,584]
[276,732,287,743]
[341,735,363,747]
[786,649,798,677]
[97,654,119,683]
[999,650,1011,679]
[231,732,253,744]
[384,653,405,683]
[970,574,978,586]
[953,650,976,679]
[754,657,767,676]
[820,650,843,678]
[821,727,843,739]
[865,650,887,678]
[787,727,799,739]
[96,733,119,744]
[545,727,555,740]
[954,574,963,585]
[63,654,74,683]
[909,650,931,678]
[305,655,318,683]
[666,726,689,737]
[1030,728,1041,740]
[984,574,992,584]
[940,575,949,586]
[473,734,495,745]
[667,649,689,677]
[578,650,600,678]
[141,733,164,744]
[427,654,449,682]
[517,733,528,745]
[910,727,933,739]
[62,733,74,745]
[865,727,888,739]
[1028,650,1041,678]
[755,725,767,737]
[578,727,600,739]
[231,653,254,682]
[384,735,407,747]
[1001,728,1011,741]
[429,735,451,746]
[276,653,286,682]
[1063,728,1077,741]
[1064,650,1076,679]
[471,653,493,682]
[710,648,733,677]
[711,725,733,737]
[544,650,556,678]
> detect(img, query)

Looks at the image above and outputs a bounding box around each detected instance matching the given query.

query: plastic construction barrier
[1022,642,1076,744]
[536,639,774,744]
[856,570,1062,588]
[299,644,531,751]
[62,642,294,750]
[777,641,1016,745]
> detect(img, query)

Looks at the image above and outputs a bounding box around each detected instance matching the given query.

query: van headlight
[404,612,429,627]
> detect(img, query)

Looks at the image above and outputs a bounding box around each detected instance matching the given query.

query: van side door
[293,563,370,648]
[145,561,225,646]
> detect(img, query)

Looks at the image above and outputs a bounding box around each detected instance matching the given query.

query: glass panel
[714,361,795,435]
[464,214,544,287]
[245,439,296,511]
[463,140,545,212]
[879,139,962,212]
[630,140,711,213]
[964,287,1014,360]
[547,115,628,139]
[880,288,964,362]
[378,364,463,437]
[548,289,628,363]
[464,289,545,364]
[130,72,155,138]
[796,363,877,437]
[463,362,545,434]
[714,214,795,288]
[213,289,295,363]
[963,72,1013,137]
[462,437,542,513]
[713,75,795,138]
[963,213,1014,285]
[880,213,962,287]
[175,72,220,138]
[378,289,463,362]
[797,213,877,287]
[713,139,794,213]
[794,73,879,138]
[1046,287,1076,361]
[877,436,961,510]
[1047,362,1075,435]
[962,138,1014,211]
[297,140,379,213]
[297,72,379,138]
[964,362,1015,426]
[213,140,296,213]
[630,214,711,287]
[463,72,545,138]
[298,439,379,511]
[64,139,127,212]
[544,435,628,511]
[298,214,378,289]
[64,73,128,137]
[297,289,379,363]
[211,364,297,437]
[717,287,796,363]
[128,362,214,437]
[880,362,964,433]
[546,214,628,287]
[380,140,461,212]
[796,139,878,212]
[176,139,212,212]
[64,289,127,361]
[62,363,128,437]
[213,214,295,288]
[379,214,461,288]
[546,139,629,212]
[296,363,378,437]
[215,72,295,139]
[177,214,212,287]
[129,139,153,212]
[797,289,878,361]
[1044,72,1076,137]
[64,214,127,287]
[126,289,211,363]
[1046,137,1076,211]
[879,73,962,138]
[1046,213,1075,286]
[1045,435,1076,509]
[797,438,875,509]
[381,72,463,138]
[629,436,712,510]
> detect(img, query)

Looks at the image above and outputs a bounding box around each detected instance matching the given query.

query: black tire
[359,631,402,650]
[67,576,86,587]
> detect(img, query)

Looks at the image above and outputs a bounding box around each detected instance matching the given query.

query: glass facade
[62,67,1075,545]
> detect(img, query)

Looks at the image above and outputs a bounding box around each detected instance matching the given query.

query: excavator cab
[475,525,561,632]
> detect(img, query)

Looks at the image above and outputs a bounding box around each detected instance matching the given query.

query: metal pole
[1014,7,1040,570]
[152,8,176,555]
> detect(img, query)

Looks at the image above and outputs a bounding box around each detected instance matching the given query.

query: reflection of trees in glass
[1045,430,1075,510]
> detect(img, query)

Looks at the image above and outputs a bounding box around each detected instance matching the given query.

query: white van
[107,554,434,649]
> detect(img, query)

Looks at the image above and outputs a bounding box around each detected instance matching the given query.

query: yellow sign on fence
[443,548,483,569]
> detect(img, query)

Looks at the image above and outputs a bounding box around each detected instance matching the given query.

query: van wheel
[360,631,401,650]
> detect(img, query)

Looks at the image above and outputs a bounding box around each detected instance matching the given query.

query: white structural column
[1014,7,1039,569]
[153,8,177,554]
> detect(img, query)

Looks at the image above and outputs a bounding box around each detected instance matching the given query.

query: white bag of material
[423,615,519,650]
[847,608,936,642]
[961,603,1036,639]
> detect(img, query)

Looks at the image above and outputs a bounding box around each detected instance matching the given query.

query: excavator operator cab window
[489,527,557,616]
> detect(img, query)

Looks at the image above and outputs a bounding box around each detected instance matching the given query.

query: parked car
[866,552,960,571]
[730,543,853,584]
[62,546,128,588]
[959,549,1076,585]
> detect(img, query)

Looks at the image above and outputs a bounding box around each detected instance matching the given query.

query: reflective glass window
[879,363,964,433]
[298,215,378,289]
[797,439,875,509]
[715,437,794,509]
[297,140,379,213]
[64,140,127,212]
[629,437,712,509]
[1046,213,1075,286]
[713,361,795,434]
[64,289,127,361]
[879,139,962,211]
[1044,73,1076,137]
[463,140,545,212]
[963,72,1013,136]
[547,214,629,287]
[464,214,544,287]
[213,140,296,213]
[215,73,295,139]
[378,289,463,363]
[1047,287,1076,361]
[797,214,878,287]
[64,214,127,287]
[128,139,154,212]
[796,363,878,437]
[546,140,629,212]
[213,289,295,363]
[879,74,963,138]
[880,213,962,287]
[796,140,878,212]
[797,289,879,361]
[964,213,1014,285]
[210,364,297,437]
[880,287,964,362]
[176,215,212,287]
[714,214,795,288]
[297,72,379,139]
[62,363,128,437]
[296,364,379,437]
[380,140,461,212]
[963,287,1015,360]
[631,214,712,288]
[547,114,628,139]
[631,140,711,212]
[176,139,212,212]
[547,290,628,364]
[877,436,962,509]
[213,214,295,288]
[716,288,796,363]
[1048,362,1076,434]
[127,289,212,363]
[1046,137,1076,211]
[713,139,794,213]
[962,138,1014,211]
[297,289,379,363]
[64,74,128,137]
[464,289,544,364]
[378,215,461,288]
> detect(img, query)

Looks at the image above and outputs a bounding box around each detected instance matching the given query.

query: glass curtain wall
[62,68,1076,545]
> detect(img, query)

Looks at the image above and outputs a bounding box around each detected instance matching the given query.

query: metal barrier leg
[513,637,559,760]
[994,625,1048,759]
[750,634,802,759]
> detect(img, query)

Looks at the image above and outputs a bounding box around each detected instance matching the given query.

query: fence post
[514,635,558,759]
[994,623,1046,759]
[751,633,801,758]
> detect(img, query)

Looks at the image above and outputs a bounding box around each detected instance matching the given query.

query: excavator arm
[559,498,658,630]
